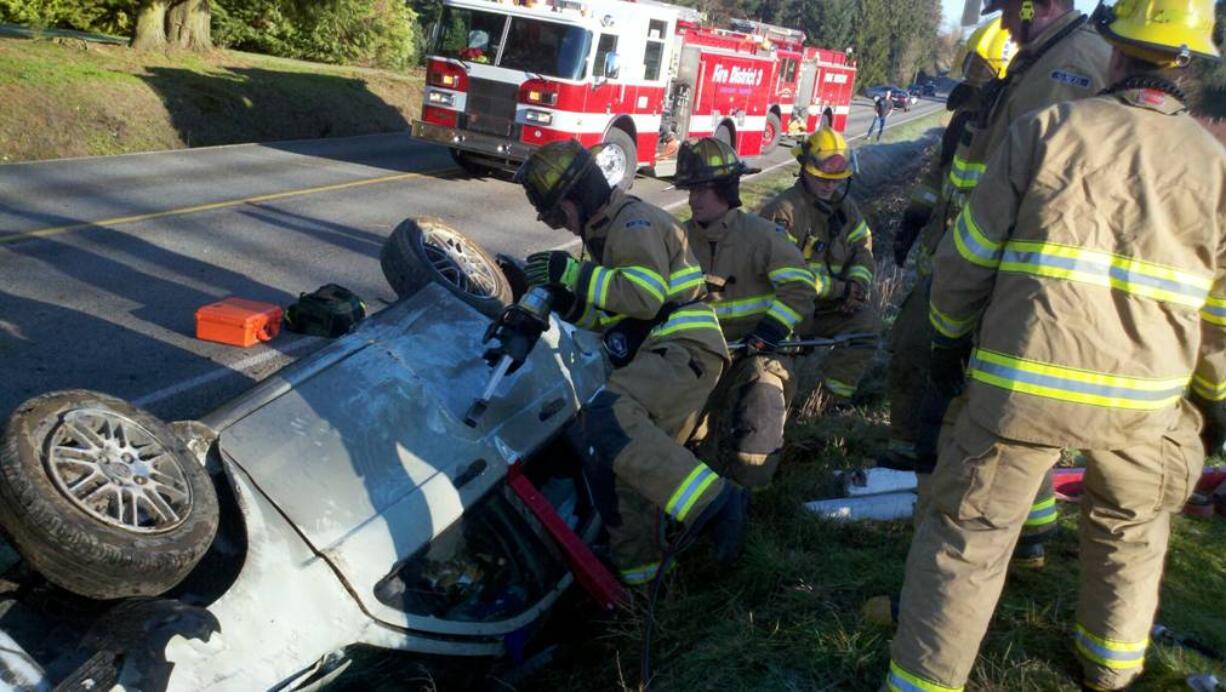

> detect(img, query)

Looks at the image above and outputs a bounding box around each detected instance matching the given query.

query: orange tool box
[195,298,283,347]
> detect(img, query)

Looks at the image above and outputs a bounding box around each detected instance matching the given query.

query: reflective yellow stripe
[948,154,985,190]
[952,206,1002,268]
[1201,295,1226,325]
[712,294,773,320]
[847,220,871,244]
[1192,373,1226,401]
[1024,496,1058,527]
[1074,625,1147,670]
[665,462,720,522]
[620,562,661,585]
[911,184,939,208]
[618,266,667,304]
[767,300,802,328]
[999,241,1211,309]
[824,377,856,398]
[585,266,615,308]
[847,264,873,285]
[768,267,814,286]
[669,265,705,297]
[969,348,1189,411]
[929,302,977,340]
[886,661,963,692]
[651,306,723,338]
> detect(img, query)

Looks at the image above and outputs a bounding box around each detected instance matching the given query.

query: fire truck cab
[412,0,857,186]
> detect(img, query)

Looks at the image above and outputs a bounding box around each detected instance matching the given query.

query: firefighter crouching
[885,2,1225,689]
[881,16,1015,473]
[759,128,880,405]
[673,138,817,489]
[510,140,751,586]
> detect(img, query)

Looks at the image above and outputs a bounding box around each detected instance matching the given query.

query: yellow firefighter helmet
[792,127,851,180]
[514,140,598,214]
[953,17,1016,85]
[1097,0,1221,66]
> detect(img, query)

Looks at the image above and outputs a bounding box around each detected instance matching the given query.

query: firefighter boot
[689,484,750,564]
[1011,542,1046,569]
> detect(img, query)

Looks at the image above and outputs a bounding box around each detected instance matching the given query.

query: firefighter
[919,0,1113,566]
[885,2,1224,690]
[674,138,817,488]
[759,127,879,405]
[511,140,749,586]
[880,17,1014,473]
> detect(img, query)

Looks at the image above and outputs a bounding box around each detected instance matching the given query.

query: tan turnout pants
[696,354,796,489]
[579,341,727,586]
[799,303,881,401]
[888,400,1205,692]
[886,277,932,460]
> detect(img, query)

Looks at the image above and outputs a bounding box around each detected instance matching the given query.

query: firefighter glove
[894,205,928,267]
[747,317,789,355]
[481,303,548,375]
[930,340,971,398]
[1191,392,1226,458]
[525,251,581,290]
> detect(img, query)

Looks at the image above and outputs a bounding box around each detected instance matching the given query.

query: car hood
[207,284,606,630]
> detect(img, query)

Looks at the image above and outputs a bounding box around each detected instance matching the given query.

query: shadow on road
[138,67,411,148]
[238,205,385,258]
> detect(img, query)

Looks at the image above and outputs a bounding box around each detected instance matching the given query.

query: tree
[167,0,211,49]
[132,0,169,49]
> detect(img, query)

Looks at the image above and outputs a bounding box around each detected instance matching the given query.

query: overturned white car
[0,219,609,690]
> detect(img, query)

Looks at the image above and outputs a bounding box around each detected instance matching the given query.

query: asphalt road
[0,97,944,422]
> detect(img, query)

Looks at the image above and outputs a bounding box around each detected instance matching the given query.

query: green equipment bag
[283,284,367,337]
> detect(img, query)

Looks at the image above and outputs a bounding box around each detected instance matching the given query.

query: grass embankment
[0,37,422,162]
[529,130,1226,691]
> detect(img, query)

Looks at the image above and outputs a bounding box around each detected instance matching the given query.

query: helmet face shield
[794,127,852,180]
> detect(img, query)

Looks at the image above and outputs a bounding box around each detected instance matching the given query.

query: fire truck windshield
[434,7,592,80]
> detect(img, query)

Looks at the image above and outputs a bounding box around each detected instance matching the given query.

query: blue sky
[939,0,1099,31]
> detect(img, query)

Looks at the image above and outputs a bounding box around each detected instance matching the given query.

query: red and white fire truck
[412,0,857,186]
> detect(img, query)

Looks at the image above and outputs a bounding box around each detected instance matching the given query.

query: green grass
[527,145,1226,692]
[0,36,423,161]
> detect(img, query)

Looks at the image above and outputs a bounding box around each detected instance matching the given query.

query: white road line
[137,106,942,407]
[133,336,320,409]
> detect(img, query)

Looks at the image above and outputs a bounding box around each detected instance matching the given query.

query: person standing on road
[866,93,893,142]
[674,138,816,489]
[917,0,1113,568]
[879,17,1014,472]
[511,140,750,586]
[759,128,880,406]
[885,3,1224,690]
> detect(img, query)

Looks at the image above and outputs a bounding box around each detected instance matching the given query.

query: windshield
[433,7,592,80]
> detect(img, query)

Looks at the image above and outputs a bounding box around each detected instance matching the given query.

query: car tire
[762,112,782,154]
[0,391,219,600]
[596,128,637,191]
[381,217,513,319]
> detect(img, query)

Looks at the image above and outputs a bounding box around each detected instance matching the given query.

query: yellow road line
[2,167,456,244]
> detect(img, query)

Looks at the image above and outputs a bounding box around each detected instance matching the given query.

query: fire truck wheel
[0,390,220,600]
[449,148,497,178]
[763,113,782,153]
[381,217,513,319]
[597,128,637,191]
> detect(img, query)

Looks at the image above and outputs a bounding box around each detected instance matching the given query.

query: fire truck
[412,0,857,186]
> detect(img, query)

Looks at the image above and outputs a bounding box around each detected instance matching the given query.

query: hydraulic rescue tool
[467,285,630,609]
[465,286,554,427]
[727,331,878,353]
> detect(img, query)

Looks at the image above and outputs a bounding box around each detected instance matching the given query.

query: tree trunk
[131,0,169,50]
[167,0,212,51]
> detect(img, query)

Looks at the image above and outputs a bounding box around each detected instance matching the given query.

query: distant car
[890,88,915,111]
[864,84,893,100]
[920,83,937,97]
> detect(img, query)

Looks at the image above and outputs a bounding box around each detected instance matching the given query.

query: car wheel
[762,112,782,154]
[0,391,219,600]
[381,217,513,319]
[596,128,637,191]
